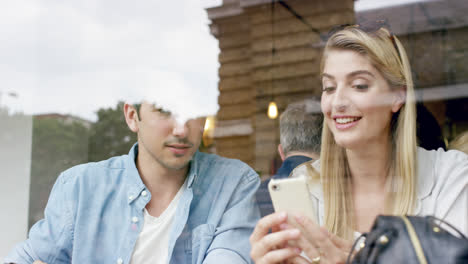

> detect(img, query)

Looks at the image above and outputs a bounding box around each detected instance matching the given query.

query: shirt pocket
[191,223,215,264]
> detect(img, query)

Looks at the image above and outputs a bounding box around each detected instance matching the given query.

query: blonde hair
[319,26,418,239]
[449,131,468,155]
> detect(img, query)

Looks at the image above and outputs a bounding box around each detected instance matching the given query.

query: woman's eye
[322,86,335,93]
[354,84,369,90]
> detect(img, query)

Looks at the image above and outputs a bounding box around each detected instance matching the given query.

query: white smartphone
[268,176,318,224]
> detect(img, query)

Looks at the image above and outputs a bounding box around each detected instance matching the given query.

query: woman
[250,24,468,264]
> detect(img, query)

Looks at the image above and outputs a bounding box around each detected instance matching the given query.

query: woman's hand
[289,213,353,264]
[250,212,303,264]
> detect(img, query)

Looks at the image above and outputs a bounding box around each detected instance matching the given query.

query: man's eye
[156,108,171,116]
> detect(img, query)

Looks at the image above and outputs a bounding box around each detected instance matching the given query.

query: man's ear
[123,103,139,133]
[278,144,286,161]
[392,86,406,113]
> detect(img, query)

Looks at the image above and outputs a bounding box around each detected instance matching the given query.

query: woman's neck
[346,139,392,192]
[346,139,393,233]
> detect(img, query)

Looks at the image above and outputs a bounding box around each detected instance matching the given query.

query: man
[5,101,260,264]
[256,100,323,217]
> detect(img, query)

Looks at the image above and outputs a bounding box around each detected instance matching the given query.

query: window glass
[2,0,467,261]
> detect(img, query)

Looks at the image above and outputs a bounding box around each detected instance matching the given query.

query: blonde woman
[250,23,468,264]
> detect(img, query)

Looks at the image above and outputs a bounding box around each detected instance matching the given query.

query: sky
[1,0,221,123]
[0,0,431,122]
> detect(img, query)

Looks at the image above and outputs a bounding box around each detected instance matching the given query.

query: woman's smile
[333,115,362,130]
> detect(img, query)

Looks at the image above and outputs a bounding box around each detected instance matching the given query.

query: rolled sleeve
[203,248,246,264]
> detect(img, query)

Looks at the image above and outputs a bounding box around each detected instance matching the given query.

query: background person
[256,100,323,217]
[449,130,468,154]
[416,103,446,150]
[5,101,260,264]
[250,23,468,264]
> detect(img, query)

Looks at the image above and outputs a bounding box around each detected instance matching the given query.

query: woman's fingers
[259,247,302,264]
[319,227,353,263]
[294,235,322,262]
[292,213,349,264]
[250,212,287,244]
[323,227,352,252]
[250,212,350,263]
[251,212,304,263]
[251,228,301,261]
[291,212,323,245]
[285,255,311,264]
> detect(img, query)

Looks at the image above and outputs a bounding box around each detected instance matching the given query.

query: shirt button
[141,190,148,197]
[132,216,139,223]
[117,258,123,264]
[128,195,134,200]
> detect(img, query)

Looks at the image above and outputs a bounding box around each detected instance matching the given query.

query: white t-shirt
[130,180,187,264]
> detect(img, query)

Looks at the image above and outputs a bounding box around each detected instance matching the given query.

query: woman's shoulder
[418,146,467,160]
[417,148,468,235]
[418,147,468,174]
[290,159,320,178]
[291,159,323,201]
[417,147,468,198]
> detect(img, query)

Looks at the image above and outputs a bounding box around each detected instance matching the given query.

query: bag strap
[428,215,468,239]
[345,233,367,264]
[401,216,428,264]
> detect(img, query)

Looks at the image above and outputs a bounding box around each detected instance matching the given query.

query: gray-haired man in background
[256,99,323,217]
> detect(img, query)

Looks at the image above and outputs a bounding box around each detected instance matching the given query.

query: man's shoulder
[59,154,130,184]
[196,151,254,170]
[195,152,258,181]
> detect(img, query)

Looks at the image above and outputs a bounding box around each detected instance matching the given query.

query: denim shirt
[5,144,260,264]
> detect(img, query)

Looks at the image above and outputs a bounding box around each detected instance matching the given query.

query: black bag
[347,215,468,264]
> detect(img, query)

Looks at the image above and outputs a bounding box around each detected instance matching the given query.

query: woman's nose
[332,86,349,112]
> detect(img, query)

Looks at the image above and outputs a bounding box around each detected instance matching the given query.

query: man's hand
[33,261,47,264]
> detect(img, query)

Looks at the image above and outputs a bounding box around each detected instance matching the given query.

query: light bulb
[268,101,278,119]
[204,116,212,131]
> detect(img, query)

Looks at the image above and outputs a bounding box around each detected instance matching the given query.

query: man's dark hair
[132,103,142,121]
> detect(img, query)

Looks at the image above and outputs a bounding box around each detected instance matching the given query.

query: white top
[130,179,187,264]
[291,147,468,236]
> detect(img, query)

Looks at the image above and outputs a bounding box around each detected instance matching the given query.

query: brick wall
[208,0,354,176]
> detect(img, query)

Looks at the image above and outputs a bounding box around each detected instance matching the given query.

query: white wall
[0,113,32,260]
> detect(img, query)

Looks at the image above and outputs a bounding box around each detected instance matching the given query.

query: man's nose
[172,120,189,138]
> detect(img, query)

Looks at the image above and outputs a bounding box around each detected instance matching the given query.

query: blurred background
[1,0,467,258]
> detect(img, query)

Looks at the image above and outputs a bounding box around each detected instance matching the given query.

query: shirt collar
[124,143,200,204]
[125,143,147,204]
[275,155,313,179]
[186,151,200,188]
